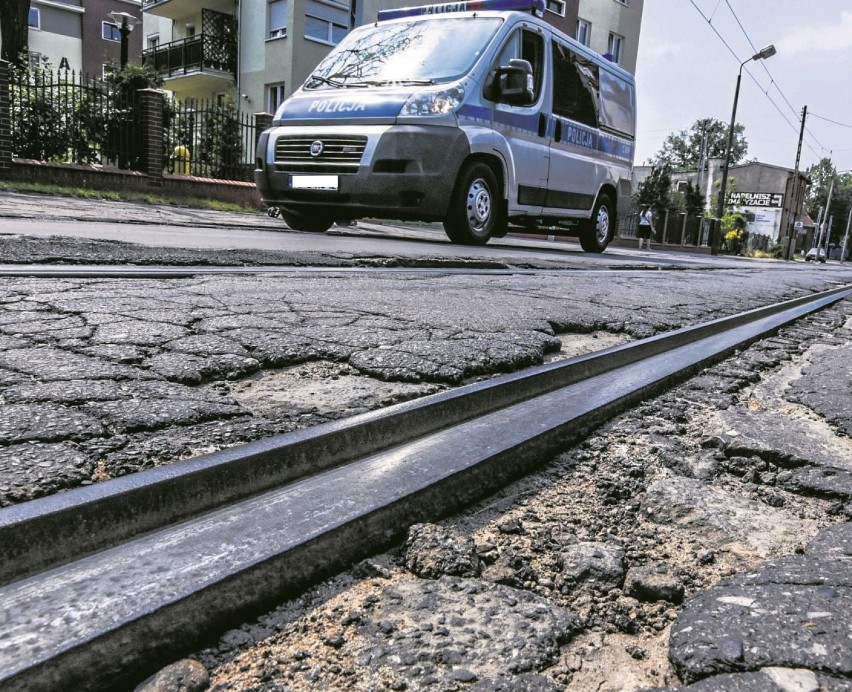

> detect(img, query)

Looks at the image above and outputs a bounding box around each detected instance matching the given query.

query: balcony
[142,0,233,20]
[143,33,236,83]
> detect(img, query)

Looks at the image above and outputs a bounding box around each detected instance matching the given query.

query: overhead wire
[723,0,830,159]
[720,0,828,157]
[688,0,831,162]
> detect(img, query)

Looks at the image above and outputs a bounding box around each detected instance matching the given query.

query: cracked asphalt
[1,192,852,691]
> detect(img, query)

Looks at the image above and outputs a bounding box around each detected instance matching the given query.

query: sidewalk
[0,190,282,230]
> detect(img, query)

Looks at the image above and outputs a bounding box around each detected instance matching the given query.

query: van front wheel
[444,162,502,245]
[579,194,614,253]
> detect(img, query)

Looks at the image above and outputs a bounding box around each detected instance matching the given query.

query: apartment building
[140,0,237,103]
[576,0,643,74]
[27,0,143,77]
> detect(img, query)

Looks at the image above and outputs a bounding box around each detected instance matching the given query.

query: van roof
[378,0,545,22]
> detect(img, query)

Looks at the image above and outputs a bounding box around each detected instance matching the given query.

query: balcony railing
[143,34,236,78]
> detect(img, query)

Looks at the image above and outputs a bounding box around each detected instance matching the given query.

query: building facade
[576,0,643,74]
[27,0,143,77]
[634,159,812,252]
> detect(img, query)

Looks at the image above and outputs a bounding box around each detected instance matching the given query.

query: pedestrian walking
[637,205,654,250]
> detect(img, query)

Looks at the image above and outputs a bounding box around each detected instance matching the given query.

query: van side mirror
[486,58,535,105]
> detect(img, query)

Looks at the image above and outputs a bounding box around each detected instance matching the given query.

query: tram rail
[1,284,850,691]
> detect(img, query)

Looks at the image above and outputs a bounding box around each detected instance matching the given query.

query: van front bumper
[255,124,470,221]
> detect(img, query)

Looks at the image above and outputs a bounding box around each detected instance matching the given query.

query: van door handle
[554,119,562,143]
[538,113,548,138]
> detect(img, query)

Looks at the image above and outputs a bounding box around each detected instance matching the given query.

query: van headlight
[399,84,465,117]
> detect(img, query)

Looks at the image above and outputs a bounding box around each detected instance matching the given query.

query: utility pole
[824,216,833,254]
[819,175,836,251]
[784,105,807,260]
[812,206,824,249]
[842,207,851,263]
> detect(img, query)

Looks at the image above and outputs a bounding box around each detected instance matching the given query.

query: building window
[268,0,288,38]
[607,32,624,64]
[103,22,121,42]
[614,0,629,4]
[305,0,349,45]
[577,19,590,46]
[28,7,40,29]
[267,82,287,112]
[545,0,565,17]
[186,24,196,38]
[147,34,160,50]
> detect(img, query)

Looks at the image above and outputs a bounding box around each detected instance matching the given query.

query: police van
[254,0,636,252]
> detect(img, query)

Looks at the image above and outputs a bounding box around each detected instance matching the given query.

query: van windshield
[305,17,503,88]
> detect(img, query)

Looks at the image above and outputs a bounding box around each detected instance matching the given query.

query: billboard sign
[727,191,784,208]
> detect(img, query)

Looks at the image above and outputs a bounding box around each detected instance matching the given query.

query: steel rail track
[0,264,692,278]
[1,284,850,690]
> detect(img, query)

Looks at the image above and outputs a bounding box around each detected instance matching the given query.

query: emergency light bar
[378,0,545,21]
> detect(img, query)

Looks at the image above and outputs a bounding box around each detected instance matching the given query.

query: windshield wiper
[356,78,436,86]
[306,74,369,89]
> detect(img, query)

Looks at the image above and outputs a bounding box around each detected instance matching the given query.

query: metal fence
[8,66,257,182]
[9,68,135,169]
[165,97,256,181]
[620,211,709,247]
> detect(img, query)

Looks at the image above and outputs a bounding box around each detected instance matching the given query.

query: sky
[633,1,852,174]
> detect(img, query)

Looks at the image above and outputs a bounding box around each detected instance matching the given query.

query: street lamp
[108,11,139,68]
[711,44,777,255]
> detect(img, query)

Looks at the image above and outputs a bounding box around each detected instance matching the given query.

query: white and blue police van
[254,0,636,252]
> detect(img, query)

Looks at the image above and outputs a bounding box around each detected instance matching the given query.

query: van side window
[494,29,545,103]
[551,40,599,127]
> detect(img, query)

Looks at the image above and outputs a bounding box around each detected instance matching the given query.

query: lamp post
[711,44,777,255]
[108,11,139,68]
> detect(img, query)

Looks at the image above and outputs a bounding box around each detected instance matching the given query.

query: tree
[805,158,852,247]
[1,0,31,67]
[805,158,838,209]
[651,118,748,170]
[634,166,672,216]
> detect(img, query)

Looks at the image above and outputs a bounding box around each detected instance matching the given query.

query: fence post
[137,88,165,178]
[0,60,11,173]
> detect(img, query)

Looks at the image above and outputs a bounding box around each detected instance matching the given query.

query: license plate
[291,175,338,191]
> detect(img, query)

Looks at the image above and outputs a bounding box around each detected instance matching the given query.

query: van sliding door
[545,39,605,214]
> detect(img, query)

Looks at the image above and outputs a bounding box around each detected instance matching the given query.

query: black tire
[578,194,615,253]
[280,208,334,233]
[443,162,503,245]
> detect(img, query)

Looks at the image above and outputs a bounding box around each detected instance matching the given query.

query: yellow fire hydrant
[173,144,191,175]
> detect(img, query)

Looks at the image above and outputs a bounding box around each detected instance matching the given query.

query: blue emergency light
[378,0,545,21]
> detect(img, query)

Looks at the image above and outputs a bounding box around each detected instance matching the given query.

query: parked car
[804,247,827,263]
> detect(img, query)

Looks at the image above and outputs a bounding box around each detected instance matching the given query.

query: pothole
[547,331,633,363]
[220,360,443,421]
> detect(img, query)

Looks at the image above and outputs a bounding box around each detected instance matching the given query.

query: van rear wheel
[280,208,334,233]
[579,194,614,253]
[444,162,502,245]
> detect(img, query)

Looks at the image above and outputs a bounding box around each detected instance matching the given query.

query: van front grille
[274,135,367,173]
